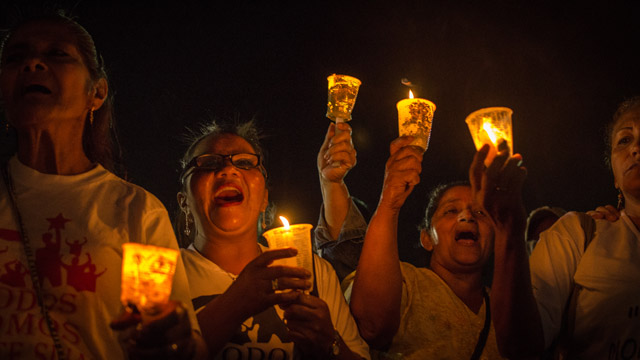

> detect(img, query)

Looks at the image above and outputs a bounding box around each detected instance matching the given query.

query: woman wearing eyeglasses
[176,121,370,359]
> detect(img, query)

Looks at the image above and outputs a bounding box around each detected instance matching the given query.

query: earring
[89,108,95,126]
[261,212,267,231]
[617,190,624,210]
[184,215,191,237]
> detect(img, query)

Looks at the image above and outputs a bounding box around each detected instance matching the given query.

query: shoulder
[399,261,436,282]
[313,253,340,279]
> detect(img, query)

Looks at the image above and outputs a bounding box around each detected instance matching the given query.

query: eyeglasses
[180,153,265,184]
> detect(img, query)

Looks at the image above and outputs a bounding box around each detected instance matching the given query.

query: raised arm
[469,145,544,358]
[350,137,423,348]
[317,122,357,240]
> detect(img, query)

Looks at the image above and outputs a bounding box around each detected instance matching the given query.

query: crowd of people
[0,10,638,360]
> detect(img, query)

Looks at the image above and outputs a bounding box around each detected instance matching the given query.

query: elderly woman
[527,97,640,358]
[316,133,538,359]
[176,121,370,359]
[0,12,203,359]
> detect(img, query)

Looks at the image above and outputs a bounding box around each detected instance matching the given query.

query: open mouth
[455,231,478,242]
[23,84,52,95]
[214,186,244,206]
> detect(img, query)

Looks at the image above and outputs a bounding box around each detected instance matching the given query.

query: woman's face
[611,105,640,199]
[181,133,268,239]
[421,186,494,272]
[0,20,100,129]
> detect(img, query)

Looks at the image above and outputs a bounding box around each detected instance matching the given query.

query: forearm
[350,206,402,348]
[320,177,351,240]
[196,291,247,355]
[491,228,545,358]
[335,335,367,360]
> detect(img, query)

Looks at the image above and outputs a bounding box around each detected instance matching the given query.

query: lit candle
[326,74,362,123]
[465,107,513,165]
[396,90,436,151]
[120,243,179,314]
[263,216,314,292]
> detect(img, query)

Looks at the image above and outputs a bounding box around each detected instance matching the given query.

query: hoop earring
[89,108,95,126]
[617,190,624,210]
[184,215,191,237]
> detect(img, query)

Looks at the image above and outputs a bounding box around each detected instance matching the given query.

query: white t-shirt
[182,244,370,360]
[530,211,640,358]
[0,156,198,359]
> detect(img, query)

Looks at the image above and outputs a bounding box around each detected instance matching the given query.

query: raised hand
[318,122,357,184]
[378,136,424,212]
[469,144,527,233]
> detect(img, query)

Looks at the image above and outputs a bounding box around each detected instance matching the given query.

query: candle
[396,90,436,151]
[263,216,314,292]
[465,107,513,166]
[326,74,362,123]
[120,243,179,314]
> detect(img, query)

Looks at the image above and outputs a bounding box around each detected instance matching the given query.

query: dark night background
[2,1,640,266]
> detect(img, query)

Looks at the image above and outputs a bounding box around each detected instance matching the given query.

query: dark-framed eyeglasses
[180,153,265,184]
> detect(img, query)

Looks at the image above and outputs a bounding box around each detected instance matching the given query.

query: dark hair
[0,10,123,176]
[419,180,470,232]
[175,119,273,248]
[605,95,640,167]
[525,206,566,242]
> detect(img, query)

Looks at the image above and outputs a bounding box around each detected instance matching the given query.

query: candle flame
[482,121,498,144]
[279,216,290,230]
[409,90,414,99]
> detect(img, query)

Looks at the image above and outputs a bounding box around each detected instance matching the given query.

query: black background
[3,1,640,266]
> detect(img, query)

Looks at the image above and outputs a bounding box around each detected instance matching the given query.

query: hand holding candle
[120,243,179,315]
[396,90,436,151]
[262,216,314,293]
[465,107,513,166]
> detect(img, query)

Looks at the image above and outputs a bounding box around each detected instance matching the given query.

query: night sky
[3,1,640,265]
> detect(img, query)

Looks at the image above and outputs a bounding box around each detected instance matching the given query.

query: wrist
[326,329,341,359]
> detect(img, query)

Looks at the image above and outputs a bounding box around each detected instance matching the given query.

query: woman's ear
[420,228,436,251]
[177,192,189,215]
[90,78,108,110]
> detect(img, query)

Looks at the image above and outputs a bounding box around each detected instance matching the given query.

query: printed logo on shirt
[196,294,297,360]
[0,212,104,359]
[607,305,640,359]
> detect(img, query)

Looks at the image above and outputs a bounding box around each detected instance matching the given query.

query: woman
[317,135,538,358]
[528,96,640,358]
[176,120,370,359]
[0,13,203,359]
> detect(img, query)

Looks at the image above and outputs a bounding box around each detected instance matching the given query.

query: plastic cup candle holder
[120,243,179,314]
[465,107,513,166]
[263,216,314,292]
[396,90,436,151]
[326,74,362,124]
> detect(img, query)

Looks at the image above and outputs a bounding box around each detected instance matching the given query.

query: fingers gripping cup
[396,91,436,151]
[263,217,314,293]
[326,74,362,123]
[121,243,179,314]
[465,107,513,166]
